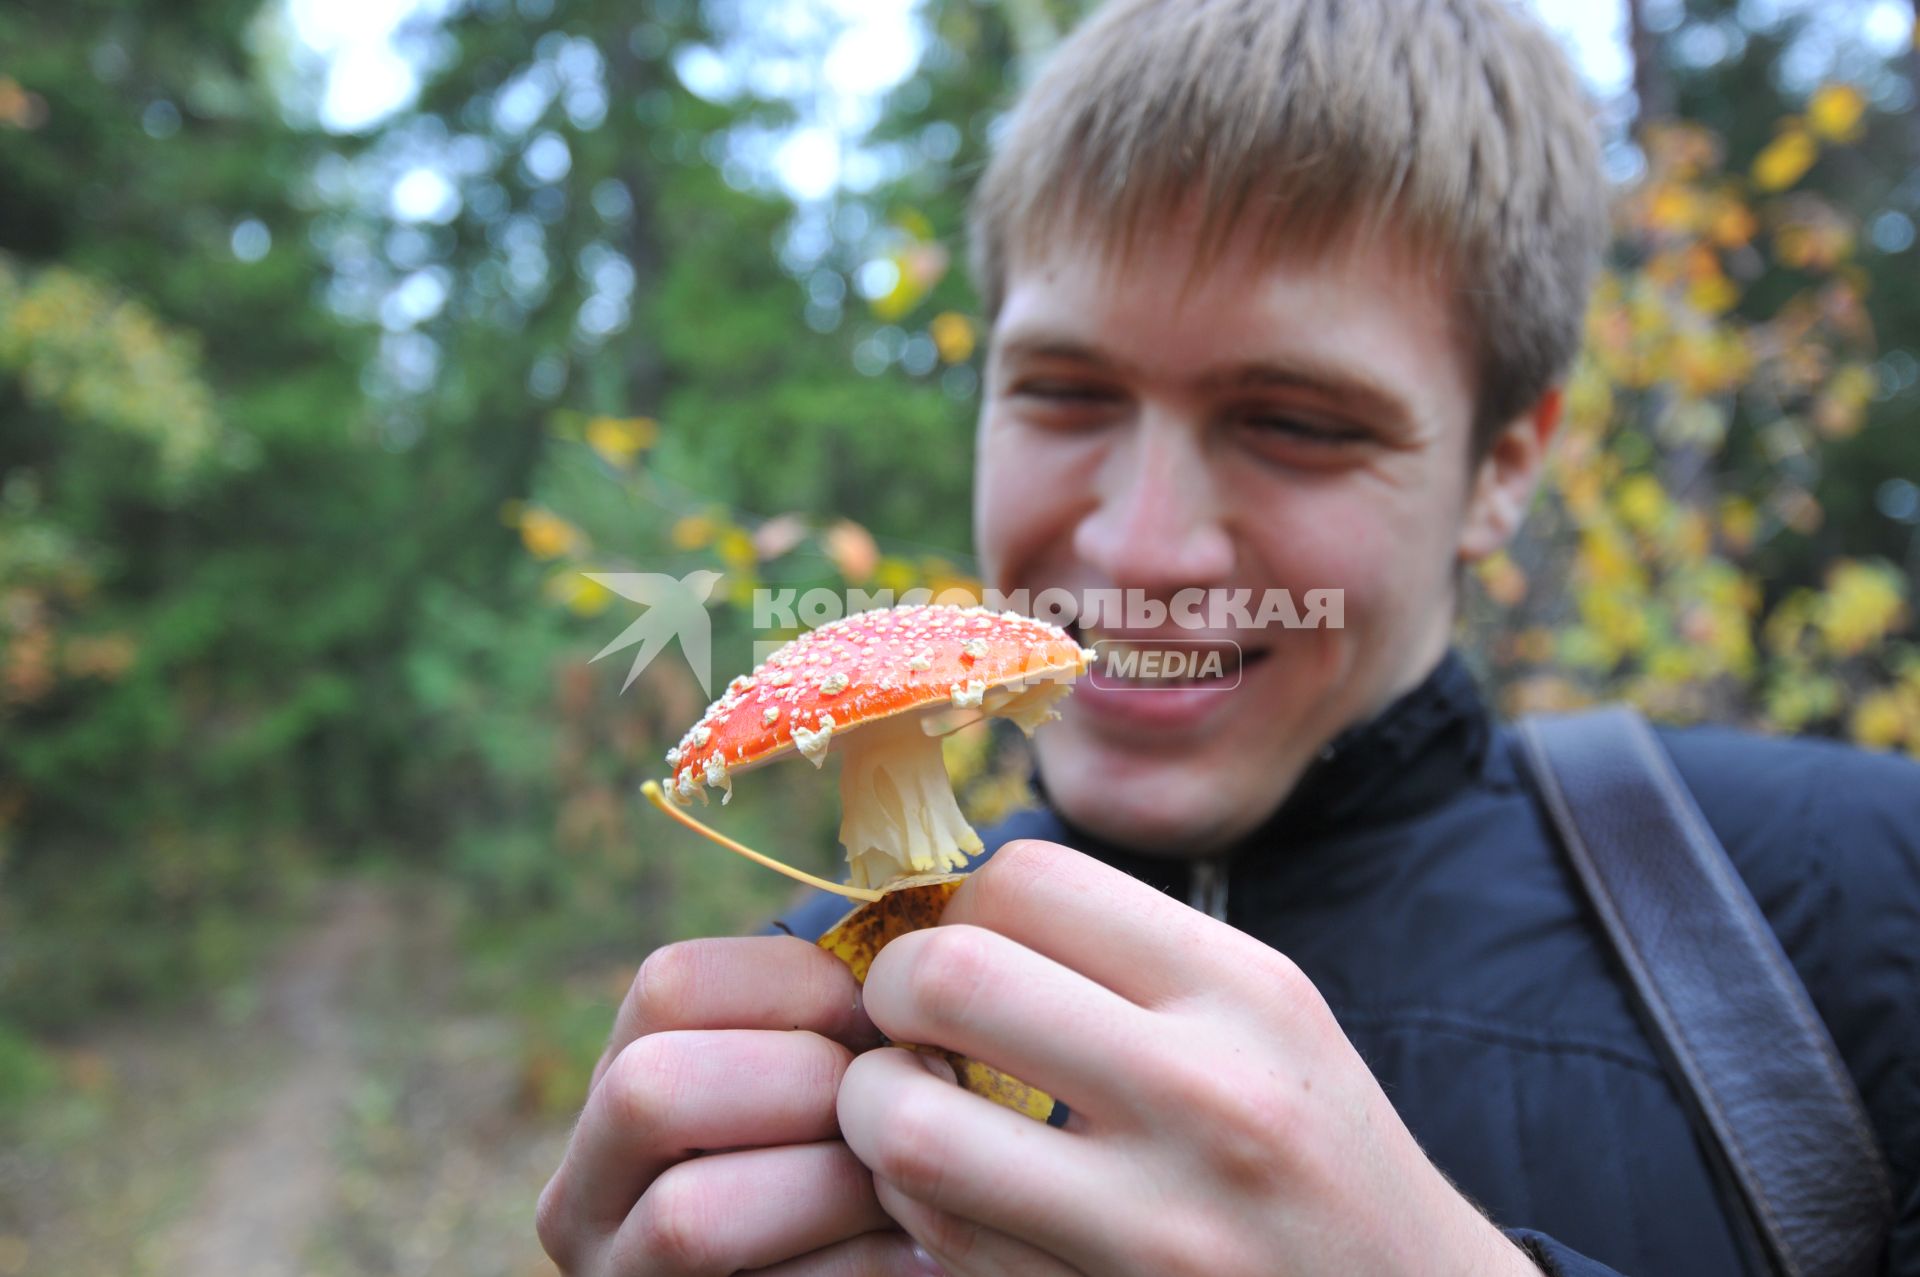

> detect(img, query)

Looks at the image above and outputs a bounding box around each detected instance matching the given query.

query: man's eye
[1014,381,1117,402]
[1240,414,1364,446]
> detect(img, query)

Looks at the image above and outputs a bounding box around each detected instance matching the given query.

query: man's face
[974,217,1494,856]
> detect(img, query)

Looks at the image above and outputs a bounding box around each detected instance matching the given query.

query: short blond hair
[968,0,1608,447]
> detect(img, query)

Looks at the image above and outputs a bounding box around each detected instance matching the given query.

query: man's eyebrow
[996,334,1414,427]
[994,335,1136,375]
[1195,358,1414,428]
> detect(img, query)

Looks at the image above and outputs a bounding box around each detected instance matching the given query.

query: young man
[537,1,1920,1273]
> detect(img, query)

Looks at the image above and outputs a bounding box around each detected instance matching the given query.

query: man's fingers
[946,839,1293,1008]
[740,1230,947,1276]
[591,937,878,1092]
[602,1141,892,1276]
[875,1177,1086,1277]
[837,1047,1103,1262]
[860,922,1160,1121]
[548,1029,852,1244]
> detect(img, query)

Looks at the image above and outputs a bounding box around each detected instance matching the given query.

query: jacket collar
[1259,647,1490,841]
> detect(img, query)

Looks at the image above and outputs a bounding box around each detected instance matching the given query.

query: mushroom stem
[837,714,984,890]
[641,780,883,902]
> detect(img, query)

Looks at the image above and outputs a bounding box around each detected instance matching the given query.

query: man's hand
[835,840,1542,1277]
[536,935,945,1275]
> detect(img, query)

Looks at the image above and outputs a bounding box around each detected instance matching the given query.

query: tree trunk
[1627,0,1676,134]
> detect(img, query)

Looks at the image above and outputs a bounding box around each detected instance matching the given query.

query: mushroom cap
[665,604,1092,801]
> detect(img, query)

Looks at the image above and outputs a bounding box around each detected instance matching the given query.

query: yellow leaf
[567,574,612,616]
[817,878,1063,1125]
[1752,126,1817,192]
[671,514,716,551]
[1560,467,1606,524]
[1807,84,1866,144]
[1708,198,1758,249]
[1828,362,1878,409]
[869,242,951,322]
[1849,690,1908,751]
[1616,474,1668,534]
[519,508,581,560]
[817,877,962,981]
[717,525,757,571]
[892,207,936,241]
[920,557,982,606]
[1650,645,1696,683]
[585,415,657,467]
[874,555,918,597]
[1773,215,1856,271]
[1648,184,1700,234]
[930,311,975,364]
[1816,561,1906,656]
[1577,527,1639,589]
[927,574,983,607]
[1687,271,1738,316]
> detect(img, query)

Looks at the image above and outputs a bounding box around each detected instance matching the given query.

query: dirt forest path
[161,882,393,1276]
[0,880,574,1277]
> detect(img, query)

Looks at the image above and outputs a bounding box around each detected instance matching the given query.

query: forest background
[2,0,1918,1271]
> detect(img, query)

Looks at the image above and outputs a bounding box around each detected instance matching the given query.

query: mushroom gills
[983,678,1072,735]
[839,712,984,890]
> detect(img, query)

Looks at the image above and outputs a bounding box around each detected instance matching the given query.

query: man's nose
[1071,415,1235,589]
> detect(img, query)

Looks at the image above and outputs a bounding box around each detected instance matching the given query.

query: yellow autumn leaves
[583,415,658,467]
[0,254,227,709]
[852,210,978,364]
[1752,84,1867,193]
[0,256,220,485]
[1469,89,1917,755]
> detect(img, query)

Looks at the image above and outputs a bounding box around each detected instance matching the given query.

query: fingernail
[909,1241,947,1275]
[913,1050,958,1086]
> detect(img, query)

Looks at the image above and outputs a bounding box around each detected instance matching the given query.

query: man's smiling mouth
[1068,622,1270,690]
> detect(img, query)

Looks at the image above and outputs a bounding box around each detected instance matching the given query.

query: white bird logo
[584,570,724,695]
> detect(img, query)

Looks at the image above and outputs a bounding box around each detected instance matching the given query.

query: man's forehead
[992,224,1460,342]
[993,215,1461,341]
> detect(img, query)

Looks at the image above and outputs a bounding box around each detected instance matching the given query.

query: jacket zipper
[1188,855,1230,922]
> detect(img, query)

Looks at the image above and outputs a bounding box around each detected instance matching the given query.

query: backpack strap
[1516,706,1892,1277]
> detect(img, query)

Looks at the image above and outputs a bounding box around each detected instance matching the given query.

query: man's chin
[1033,739,1283,858]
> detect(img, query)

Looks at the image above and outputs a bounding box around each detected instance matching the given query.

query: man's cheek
[1254,504,1383,610]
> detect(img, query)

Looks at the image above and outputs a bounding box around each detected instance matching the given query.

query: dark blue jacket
[774,653,1920,1276]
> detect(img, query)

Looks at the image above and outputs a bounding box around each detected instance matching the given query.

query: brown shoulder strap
[1517,707,1892,1277]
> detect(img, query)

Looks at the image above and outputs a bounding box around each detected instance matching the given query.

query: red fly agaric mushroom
[638,604,1096,1124]
[651,603,1094,892]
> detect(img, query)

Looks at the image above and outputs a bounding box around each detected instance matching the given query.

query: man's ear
[1458,387,1562,563]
